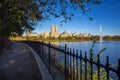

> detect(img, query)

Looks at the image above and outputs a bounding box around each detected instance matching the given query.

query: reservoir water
[52,41,120,65]
[48,41,120,79]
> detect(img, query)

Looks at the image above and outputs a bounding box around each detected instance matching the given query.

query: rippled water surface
[52,41,120,65]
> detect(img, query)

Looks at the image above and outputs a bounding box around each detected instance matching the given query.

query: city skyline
[32,0,120,36]
[26,24,91,38]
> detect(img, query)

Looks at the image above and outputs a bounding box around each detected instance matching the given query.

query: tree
[0,0,102,49]
[0,0,41,48]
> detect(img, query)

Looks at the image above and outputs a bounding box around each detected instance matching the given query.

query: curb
[24,43,53,80]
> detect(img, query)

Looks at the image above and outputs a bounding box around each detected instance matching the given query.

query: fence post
[64,44,67,80]
[39,42,41,58]
[76,50,78,80]
[39,42,41,55]
[67,48,70,79]
[73,49,75,80]
[97,54,100,80]
[85,51,87,80]
[53,46,55,80]
[51,46,54,80]
[118,59,120,80]
[70,48,72,80]
[90,52,93,80]
[80,51,82,80]
[106,56,110,80]
[41,42,43,60]
[49,42,51,74]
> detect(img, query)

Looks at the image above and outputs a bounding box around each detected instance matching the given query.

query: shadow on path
[0,42,42,80]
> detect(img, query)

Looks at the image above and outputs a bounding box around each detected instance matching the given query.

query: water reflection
[48,41,120,80]
[51,42,59,45]
[52,41,120,65]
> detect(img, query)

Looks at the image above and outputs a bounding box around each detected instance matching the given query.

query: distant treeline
[92,35,120,41]
[13,35,120,42]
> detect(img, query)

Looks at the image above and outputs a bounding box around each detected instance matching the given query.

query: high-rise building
[51,25,55,33]
[43,31,49,38]
[55,26,58,33]
[60,31,68,37]
[50,25,59,38]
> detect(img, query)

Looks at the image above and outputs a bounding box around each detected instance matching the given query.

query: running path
[0,42,42,80]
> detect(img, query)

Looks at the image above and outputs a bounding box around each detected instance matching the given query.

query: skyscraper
[55,25,58,33]
[50,24,59,38]
[51,24,55,33]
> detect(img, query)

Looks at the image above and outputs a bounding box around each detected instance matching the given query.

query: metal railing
[23,41,120,80]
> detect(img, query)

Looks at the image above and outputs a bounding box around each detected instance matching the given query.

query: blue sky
[33,0,120,36]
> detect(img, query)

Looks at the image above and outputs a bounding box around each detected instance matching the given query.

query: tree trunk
[1,0,8,49]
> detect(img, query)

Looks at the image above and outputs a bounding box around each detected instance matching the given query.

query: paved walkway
[0,42,42,80]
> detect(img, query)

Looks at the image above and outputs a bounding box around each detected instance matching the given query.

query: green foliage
[87,41,113,80]
[61,41,112,80]
[89,41,96,53]
[0,0,43,37]
[23,36,91,42]
[91,35,100,41]
[91,35,120,41]
[104,36,112,40]
[112,35,120,40]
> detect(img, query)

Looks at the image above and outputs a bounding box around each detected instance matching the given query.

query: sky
[33,0,120,36]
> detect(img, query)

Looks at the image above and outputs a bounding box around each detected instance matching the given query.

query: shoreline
[15,39,120,43]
